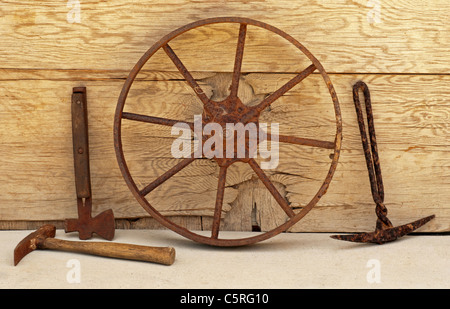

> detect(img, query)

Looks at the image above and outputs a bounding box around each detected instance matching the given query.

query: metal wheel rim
[114,17,342,246]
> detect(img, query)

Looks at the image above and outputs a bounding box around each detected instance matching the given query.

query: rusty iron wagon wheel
[114,17,342,246]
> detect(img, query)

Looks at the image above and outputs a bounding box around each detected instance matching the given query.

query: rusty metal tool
[331,81,435,244]
[64,87,115,240]
[14,225,175,266]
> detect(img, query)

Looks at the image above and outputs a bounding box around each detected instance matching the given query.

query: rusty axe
[64,87,115,240]
[14,225,175,266]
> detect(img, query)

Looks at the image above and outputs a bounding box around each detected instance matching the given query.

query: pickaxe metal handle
[352,80,393,230]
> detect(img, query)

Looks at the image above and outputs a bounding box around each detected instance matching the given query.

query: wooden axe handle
[41,238,175,265]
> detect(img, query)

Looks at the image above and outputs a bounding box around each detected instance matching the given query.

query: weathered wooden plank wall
[0,0,448,234]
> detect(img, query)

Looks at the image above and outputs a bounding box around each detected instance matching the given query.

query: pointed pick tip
[422,214,435,222]
[329,234,366,243]
[402,214,436,232]
[330,214,436,245]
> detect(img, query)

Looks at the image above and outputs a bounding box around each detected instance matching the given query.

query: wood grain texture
[0,0,448,73]
[0,0,448,234]
[0,71,448,232]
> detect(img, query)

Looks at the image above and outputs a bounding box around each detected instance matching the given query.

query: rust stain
[405,145,425,152]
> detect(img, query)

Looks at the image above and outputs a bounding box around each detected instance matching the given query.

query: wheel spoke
[139,155,196,197]
[211,165,228,239]
[253,63,316,114]
[248,159,295,218]
[122,112,194,130]
[163,44,210,106]
[229,23,247,99]
[265,132,335,149]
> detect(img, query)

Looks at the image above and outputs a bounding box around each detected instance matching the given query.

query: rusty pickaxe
[331,81,435,244]
[14,225,175,266]
[64,87,115,240]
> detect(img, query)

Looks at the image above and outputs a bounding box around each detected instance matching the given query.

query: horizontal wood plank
[0,70,448,233]
[0,0,449,74]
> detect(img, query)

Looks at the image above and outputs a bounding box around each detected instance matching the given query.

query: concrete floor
[1,229,448,289]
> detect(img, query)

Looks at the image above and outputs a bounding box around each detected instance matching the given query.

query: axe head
[65,198,115,240]
[65,209,115,241]
[331,215,435,244]
[14,225,56,266]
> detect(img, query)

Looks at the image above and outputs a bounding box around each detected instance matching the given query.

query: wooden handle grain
[42,238,175,265]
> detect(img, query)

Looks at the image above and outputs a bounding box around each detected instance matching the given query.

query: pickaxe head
[331,215,435,244]
[64,198,115,240]
[14,224,56,266]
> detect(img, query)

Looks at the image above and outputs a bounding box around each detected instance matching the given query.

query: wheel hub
[201,97,260,166]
